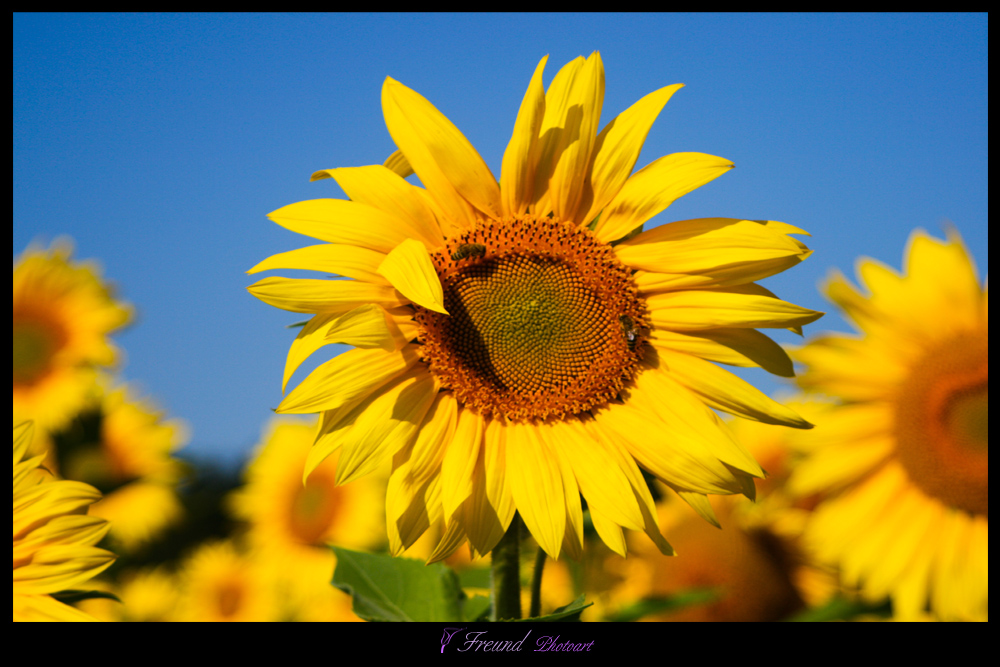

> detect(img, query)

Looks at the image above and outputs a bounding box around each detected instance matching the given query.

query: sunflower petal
[407,393,458,487]
[282,306,395,393]
[655,347,812,428]
[12,545,115,595]
[383,149,415,179]
[646,287,824,332]
[440,409,483,521]
[268,199,430,254]
[461,441,510,560]
[13,594,99,622]
[595,155,734,244]
[501,55,548,217]
[674,490,721,529]
[247,277,403,315]
[313,165,444,247]
[588,506,627,557]
[648,328,794,377]
[382,77,500,223]
[377,239,448,314]
[278,345,420,415]
[579,83,684,226]
[247,244,390,284]
[532,53,605,222]
[547,419,644,532]
[335,369,438,486]
[506,421,565,559]
[622,218,812,289]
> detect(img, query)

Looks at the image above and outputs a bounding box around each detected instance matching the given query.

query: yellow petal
[377,239,448,314]
[595,154,734,244]
[789,433,894,496]
[386,462,437,556]
[247,277,403,315]
[440,408,483,520]
[547,419,644,532]
[383,148,414,179]
[505,421,565,559]
[674,490,721,529]
[267,199,430,254]
[793,335,908,402]
[583,417,675,556]
[13,516,109,566]
[501,55,548,217]
[595,401,746,496]
[546,427,585,562]
[278,345,419,415]
[312,165,444,248]
[646,287,824,332]
[648,327,794,377]
[336,368,438,485]
[247,244,389,284]
[12,545,115,595]
[629,360,767,477]
[533,52,605,223]
[13,594,99,622]
[406,393,458,487]
[461,441,511,560]
[281,306,395,393]
[428,518,468,565]
[588,506,627,557]
[622,218,812,289]
[13,422,34,466]
[382,77,500,224]
[655,347,812,428]
[482,418,516,543]
[579,83,684,226]
[13,482,103,540]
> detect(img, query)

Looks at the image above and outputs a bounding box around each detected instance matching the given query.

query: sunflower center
[415,215,647,422]
[289,470,341,546]
[12,316,65,386]
[216,580,245,620]
[893,330,988,516]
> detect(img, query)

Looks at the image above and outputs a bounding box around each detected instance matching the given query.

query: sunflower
[13,242,132,438]
[228,417,384,620]
[791,228,987,621]
[56,384,187,552]
[249,53,819,561]
[174,540,280,623]
[13,423,116,622]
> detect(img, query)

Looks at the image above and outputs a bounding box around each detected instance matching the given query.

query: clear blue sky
[14,13,988,466]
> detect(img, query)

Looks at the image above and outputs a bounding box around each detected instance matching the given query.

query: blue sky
[14,13,988,466]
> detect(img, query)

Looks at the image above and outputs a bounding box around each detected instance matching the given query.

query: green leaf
[463,595,492,623]
[517,595,592,622]
[331,547,466,622]
[458,567,492,591]
[606,589,718,622]
[286,320,309,329]
[785,596,893,623]
[51,590,122,605]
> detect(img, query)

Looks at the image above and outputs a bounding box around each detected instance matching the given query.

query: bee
[620,315,640,351]
[451,243,487,261]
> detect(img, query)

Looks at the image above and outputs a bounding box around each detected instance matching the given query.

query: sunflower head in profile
[13,423,116,622]
[249,53,820,562]
[13,241,132,437]
[791,228,987,621]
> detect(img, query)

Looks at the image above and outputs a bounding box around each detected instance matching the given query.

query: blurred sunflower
[228,417,382,620]
[13,423,116,622]
[174,540,279,623]
[13,242,132,438]
[57,385,187,552]
[249,53,819,561]
[792,229,987,621]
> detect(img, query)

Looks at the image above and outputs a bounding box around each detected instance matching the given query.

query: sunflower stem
[491,515,522,621]
[529,544,547,619]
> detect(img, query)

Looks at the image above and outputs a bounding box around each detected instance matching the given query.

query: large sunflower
[249,53,819,561]
[13,423,116,622]
[13,242,132,437]
[791,228,987,621]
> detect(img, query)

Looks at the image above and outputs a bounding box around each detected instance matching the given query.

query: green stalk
[490,515,522,621]
[529,545,547,619]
